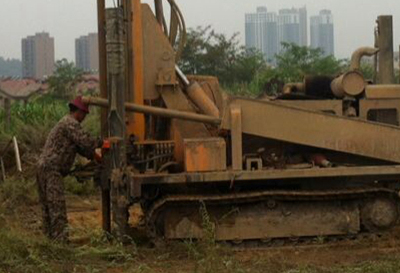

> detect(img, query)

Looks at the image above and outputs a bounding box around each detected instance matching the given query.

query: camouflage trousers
[36,167,69,242]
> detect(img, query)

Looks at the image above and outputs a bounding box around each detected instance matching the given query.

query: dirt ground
[63,196,400,272]
[7,195,400,273]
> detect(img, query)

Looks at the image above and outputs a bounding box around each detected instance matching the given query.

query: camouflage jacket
[38,115,101,176]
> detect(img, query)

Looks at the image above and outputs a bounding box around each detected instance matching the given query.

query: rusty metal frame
[133,165,400,186]
[222,98,400,163]
[230,104,243,170]
[130,0,146,140]
[359,99,400,124]
[276,100,343,116]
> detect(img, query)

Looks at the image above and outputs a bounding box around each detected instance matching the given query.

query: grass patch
[0,220,136,273]
[64,176,97,196]
[0,175,38,208]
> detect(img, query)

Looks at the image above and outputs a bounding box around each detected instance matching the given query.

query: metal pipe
[154,0,164,27]
[377,16,395,84]
[97,0,111,235]
[175,65,190,87]
[83,96,222,126]
[350,47,379,71]
[186,82,220,118]
[175,65,220,118]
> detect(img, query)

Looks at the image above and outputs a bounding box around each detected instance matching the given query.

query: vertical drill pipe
[377,16,395,84]
[130,0,145,140]
[106,8,128,237]
[97,0,108,138]
[97,0,111,234]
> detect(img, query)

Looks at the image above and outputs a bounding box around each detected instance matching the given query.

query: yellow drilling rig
[85,0,400,244]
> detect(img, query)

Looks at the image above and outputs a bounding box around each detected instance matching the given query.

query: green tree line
[179,26,382,97]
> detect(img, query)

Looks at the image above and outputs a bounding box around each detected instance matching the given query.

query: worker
[36,96,102,242]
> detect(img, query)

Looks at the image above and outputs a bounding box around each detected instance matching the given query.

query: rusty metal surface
[164,200,360,240]
[359,99,400,126]
[147,188,398,240]
[275,100,343,116]
[130,1,146,140]
[365,85,400,99]
[186,75,225,115]
[134,165,400,185]
[230,104,243,171]
[183,138,226,172]
[377,16,395,84]
[142,4,176,99]
[221,98,400,163]
[83,96,221,125]
[160,85,211,165]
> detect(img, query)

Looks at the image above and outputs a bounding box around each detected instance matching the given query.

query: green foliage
[359,61,375,80]
[180,27,346,97]
[0,95,68,161]
[0,224,135,273]
[179,26,266,87]
[250,43,346,96]
[0,57,22,77]
[64,176,97,196]
[48,59,83,99]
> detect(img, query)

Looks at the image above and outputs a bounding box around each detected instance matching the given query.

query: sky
[0,0,399,61]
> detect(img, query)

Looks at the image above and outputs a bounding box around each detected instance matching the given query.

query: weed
[0,175,38,208]
[64,176,97,196]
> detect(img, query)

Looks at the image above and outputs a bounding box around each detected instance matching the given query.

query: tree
[253,43,346,96]
[179,26,266,86]
[48,59,83,100]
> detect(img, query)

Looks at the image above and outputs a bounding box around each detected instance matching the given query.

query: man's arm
[64,120,102,160]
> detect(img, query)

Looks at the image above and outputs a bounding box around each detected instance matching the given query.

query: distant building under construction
[21,32,55,79]
[75,33,99,72]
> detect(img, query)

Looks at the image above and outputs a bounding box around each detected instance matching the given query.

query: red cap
[69,96,89,114]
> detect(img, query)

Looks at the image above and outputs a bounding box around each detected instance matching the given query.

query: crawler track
[145,188,400,243]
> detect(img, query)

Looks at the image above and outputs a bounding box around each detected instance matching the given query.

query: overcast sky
[0,0,399,61]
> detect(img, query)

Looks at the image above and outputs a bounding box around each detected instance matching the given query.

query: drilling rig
[87,1,400,243]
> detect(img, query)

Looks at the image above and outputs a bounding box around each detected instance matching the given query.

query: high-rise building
[75,33,99,72]
[21,32,55,79]
[277,7,307,51]
[299,7,308,47]
[310,10,334,56]
[245,7,278,63]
